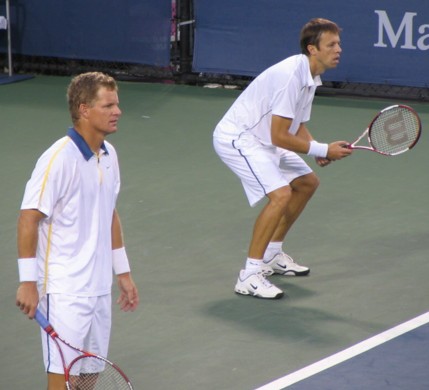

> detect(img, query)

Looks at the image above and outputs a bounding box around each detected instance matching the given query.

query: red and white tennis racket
[35,309,134,390]
[346,104,421,155]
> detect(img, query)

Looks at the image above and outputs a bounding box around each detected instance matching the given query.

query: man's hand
[315,157,332,167]
[327,141,353,161]
[316,141,352,167]
[16,282,39,319]
[116,273,139,312]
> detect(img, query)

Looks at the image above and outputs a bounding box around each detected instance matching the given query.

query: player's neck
[308,57,325,78]
[73,125,105,154]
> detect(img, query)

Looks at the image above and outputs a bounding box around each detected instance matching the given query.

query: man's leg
[248,185,292,260]
[263,172,319,276]
[270,172,320,243]
[247,172,319,259]
[47,372,66,390]
[234,185,291,298]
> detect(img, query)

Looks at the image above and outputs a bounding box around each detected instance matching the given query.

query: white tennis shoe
[234,270,284,299]
[263,252,310,276]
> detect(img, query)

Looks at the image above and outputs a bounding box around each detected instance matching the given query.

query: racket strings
[68,357,132,389]
[369,107,421,155]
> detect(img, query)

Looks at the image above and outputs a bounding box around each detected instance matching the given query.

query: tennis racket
[346,104,421,155]
[35,309,134,390]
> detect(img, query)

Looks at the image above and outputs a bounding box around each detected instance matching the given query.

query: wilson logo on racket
[383,111,410,145]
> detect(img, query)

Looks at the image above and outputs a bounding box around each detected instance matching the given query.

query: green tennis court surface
[1,76,428,389]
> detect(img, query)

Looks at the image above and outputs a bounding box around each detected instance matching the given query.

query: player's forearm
[296,124,314,142]
[272,129,313,154]
[17,210,42,258]
[111,209,125,249]
[271,116,313,153]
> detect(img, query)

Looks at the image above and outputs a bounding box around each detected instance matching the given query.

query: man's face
[85,87,122,135]
[311,31,342,71]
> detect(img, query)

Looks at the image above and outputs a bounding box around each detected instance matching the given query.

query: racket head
[35,310,133,389]
[367,104,422,155]
[67,355,133,389]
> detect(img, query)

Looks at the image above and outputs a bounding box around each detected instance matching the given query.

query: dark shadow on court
[202,298,382,345]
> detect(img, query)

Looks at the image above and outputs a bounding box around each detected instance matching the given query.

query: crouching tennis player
[213,18,352,299]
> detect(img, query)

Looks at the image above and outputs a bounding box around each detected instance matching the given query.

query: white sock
[244,258,263,276]
[263,242,283,262]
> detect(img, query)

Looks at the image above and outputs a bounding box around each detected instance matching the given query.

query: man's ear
[307,44,317,56]
[78,103,89,120]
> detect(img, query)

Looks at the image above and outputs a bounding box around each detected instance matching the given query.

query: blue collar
[67,127,109,161]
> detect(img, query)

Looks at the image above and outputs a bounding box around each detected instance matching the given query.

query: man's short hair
[300,18,341,55]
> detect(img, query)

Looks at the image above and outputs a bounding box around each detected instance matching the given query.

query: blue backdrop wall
[193,0,429,87]
[1,0,428,87]
[1,0,172,67]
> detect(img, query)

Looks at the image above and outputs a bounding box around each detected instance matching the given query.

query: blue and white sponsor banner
[0,0,171,67]
[193,0,429,87]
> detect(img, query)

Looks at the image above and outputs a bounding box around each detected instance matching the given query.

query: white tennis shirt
[214,54,322,144]
[21,128,120,297]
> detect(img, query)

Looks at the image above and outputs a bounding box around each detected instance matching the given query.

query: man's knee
[268,186,292,211]
[293,173,320,194]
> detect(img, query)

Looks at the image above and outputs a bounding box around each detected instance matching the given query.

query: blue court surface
[257,312,429,390]
[0,73,34,85]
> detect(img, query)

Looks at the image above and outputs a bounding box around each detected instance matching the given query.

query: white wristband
[307,140,329,158]
[112,247,131,275]
[18,258,38,282]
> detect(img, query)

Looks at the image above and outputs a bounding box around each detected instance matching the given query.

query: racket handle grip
[34,309,50,329]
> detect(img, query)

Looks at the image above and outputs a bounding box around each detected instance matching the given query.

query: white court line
[255,311,429,390]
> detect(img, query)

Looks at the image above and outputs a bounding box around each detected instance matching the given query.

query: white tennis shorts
[38,293,112,375]
[213,131,312,207]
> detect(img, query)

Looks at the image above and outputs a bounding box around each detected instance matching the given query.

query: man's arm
[271,115,352,161]
[271,115,311,153]
[111,208,125,250]
[16,209,45,319]
[111,209,139,311]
